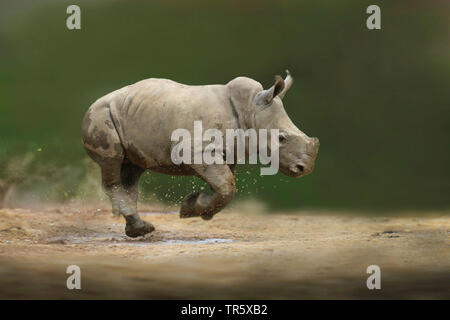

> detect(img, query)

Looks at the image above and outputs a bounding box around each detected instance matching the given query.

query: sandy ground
[0,203,448,299]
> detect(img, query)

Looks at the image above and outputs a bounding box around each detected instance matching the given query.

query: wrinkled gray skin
[82,71,319,237]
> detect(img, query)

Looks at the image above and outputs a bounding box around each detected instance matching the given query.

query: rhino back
[105,78,238,168]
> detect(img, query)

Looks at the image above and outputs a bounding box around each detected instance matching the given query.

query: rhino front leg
[180,164,236,220]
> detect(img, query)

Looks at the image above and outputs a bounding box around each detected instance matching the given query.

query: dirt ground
[0,203,448,299]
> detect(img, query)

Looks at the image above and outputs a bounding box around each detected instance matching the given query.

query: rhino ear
[278,70,294,99]
[256,75,285,106]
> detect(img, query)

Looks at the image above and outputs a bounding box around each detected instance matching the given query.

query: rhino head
[229,70,320,178]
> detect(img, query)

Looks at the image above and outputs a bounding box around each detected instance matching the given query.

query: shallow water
[45,234,233,246]
[108,238,233,246]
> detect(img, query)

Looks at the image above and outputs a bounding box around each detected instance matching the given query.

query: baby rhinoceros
[82,71,319,237]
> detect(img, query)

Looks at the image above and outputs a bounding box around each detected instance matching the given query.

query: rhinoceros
[82,71,319,237]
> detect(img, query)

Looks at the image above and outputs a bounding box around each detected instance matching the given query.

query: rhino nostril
[296,165,304,174]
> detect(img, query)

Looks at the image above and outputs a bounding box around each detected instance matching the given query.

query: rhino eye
[279,134,287,143]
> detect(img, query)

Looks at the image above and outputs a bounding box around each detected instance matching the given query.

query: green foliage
[0,1,448,211]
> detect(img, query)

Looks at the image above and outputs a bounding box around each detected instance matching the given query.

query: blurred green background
[0,0,448,212]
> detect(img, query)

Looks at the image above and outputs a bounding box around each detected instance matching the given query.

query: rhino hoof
[180,192,200,218]
[125,220,155,238]
[200,213,214,221]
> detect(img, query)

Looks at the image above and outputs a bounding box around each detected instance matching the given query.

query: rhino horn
[278,70,294,99]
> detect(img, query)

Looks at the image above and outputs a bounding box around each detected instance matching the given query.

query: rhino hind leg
[99,158,154,237]
[120,162,145,209]
[82,103,154,237]
[120,162,155,237]
[180,164,236,220]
